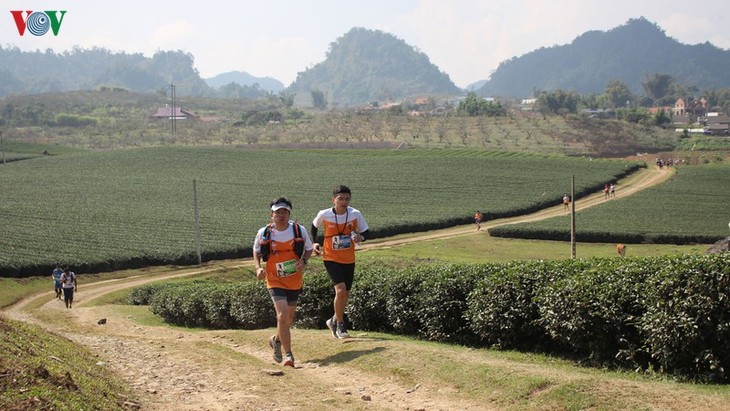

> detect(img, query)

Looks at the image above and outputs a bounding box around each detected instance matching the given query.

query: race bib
[332,234,352,250]
[275,259,298,278]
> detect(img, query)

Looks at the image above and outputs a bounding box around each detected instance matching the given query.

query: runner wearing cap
[253,197,313,367]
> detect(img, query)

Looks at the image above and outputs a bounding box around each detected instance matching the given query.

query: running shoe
[269,335,282,363]
[326,317,338,339]
[283,352,295,367]
[336,322,350,339]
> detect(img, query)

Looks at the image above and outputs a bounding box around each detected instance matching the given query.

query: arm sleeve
[359,229,371,241]
[310,225,318,243]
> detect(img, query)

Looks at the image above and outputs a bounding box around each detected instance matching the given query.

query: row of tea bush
[129,253,729,383]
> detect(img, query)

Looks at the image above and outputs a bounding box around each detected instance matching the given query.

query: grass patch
[0,277,52,309]
[285,329,730,410]
[361,233,709,264]
[0,316,138,410]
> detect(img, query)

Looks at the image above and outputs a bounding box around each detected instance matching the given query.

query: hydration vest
[260,222,305,262]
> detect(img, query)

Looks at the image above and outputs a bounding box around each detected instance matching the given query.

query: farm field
[0,146,640,275]
[491,163,730,243]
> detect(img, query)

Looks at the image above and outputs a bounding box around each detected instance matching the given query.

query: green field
[0,147,638,275]
[491,163,730,243]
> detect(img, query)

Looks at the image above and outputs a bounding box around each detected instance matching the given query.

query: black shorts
[323,261,355,291]
[268,288,301,305]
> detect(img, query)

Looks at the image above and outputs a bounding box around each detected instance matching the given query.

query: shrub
[229,282,276,329]
[127,282,172,305]
[348,268,393,332]
[466,260,577,350]
[640,254,730,383]
[537,258,654,366]
[296,270,334,329]
[149,283,198,326]
[385,268,432,336]
[415,264,485,344]
[202,285,237,329]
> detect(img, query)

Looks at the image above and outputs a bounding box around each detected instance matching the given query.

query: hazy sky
[3,1,729,88]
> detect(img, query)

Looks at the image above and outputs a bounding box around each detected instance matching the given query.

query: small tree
[311,89,327,110]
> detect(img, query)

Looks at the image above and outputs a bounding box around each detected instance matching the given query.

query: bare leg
[333,283,348,323]
[273,299,296,354]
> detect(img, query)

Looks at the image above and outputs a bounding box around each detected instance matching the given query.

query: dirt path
[2,167,677,411]
[360,166,674,248]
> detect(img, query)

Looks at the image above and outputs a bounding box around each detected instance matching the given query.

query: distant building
[705,114,730,135]
[516,98,537,111]
[152,106,197,120]
[673,97,707,117]
[647,106,672,115]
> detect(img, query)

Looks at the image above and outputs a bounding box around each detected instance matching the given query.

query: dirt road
[3,167,679,411]
[359,166,674,248]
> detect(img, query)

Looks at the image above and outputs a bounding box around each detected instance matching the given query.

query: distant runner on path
[52,264,63,300]
[59,268,77,309]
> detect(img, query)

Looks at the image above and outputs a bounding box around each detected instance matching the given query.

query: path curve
[359,166,674,249]
[2,166,676,411]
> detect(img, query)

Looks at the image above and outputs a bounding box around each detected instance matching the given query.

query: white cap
[271,202,291,212]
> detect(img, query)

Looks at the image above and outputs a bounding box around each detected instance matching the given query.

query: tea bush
[537,258,654,367]
[414,264,485,344]
[129,253,730,382]
[640,254,730,382]
[348,268,392,332]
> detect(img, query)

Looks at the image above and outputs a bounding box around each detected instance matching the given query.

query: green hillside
[479,17,730,97]
[288,27,462,106]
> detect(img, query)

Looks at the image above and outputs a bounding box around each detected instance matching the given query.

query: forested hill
[0,47,213,97]
[0,47,275,99]
[4,18,729,104]
[286,27,462,106]
[477,17,730,98]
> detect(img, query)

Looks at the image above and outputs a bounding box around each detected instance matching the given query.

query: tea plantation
[0,147,639,276]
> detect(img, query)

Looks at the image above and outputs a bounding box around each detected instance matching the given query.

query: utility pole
[193,179,202,265]
[571,175,576,259]
[0,130,5,164]
[170,83,177,136]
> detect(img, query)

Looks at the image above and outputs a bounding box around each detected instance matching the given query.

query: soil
[2,168,678,411]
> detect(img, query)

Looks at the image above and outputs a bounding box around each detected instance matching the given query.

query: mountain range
[476,17,730,97]
[203,71,284,92]
[0,17,728,105]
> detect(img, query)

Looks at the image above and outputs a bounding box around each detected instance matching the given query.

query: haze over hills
[477,17,730,98]
[204,71,285,93]
[0,17,729,105]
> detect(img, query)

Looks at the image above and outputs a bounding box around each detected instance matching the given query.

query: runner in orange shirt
[254,197,313,367]
[474,211,483,231]
[311,185,370,339]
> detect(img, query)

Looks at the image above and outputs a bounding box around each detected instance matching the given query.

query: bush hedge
[129,253,730,382]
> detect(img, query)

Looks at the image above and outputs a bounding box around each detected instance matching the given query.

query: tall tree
[311,89,327,110]
[536,89,580,115]
[604,80,633,108]
[642,73,675,102]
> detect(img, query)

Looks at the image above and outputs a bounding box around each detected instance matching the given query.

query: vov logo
[10,10,67,36]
